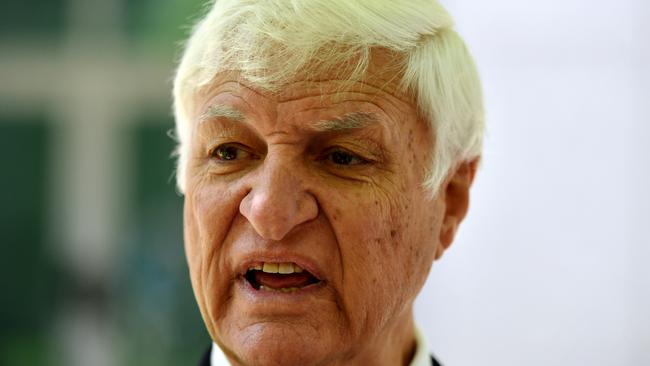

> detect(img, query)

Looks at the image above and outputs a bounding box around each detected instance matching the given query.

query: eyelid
[206,138,245,152]
[199,122,261,153]
[320,146,373,166]
[208,142,257,160]
[324,142,381,162]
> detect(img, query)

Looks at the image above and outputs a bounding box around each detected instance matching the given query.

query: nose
[239,156,318,241]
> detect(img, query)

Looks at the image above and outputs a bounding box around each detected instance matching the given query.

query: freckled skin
[183,53,476,366]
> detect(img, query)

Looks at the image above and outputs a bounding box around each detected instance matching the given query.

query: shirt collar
[210,325,432,366]
[411,325,432,366]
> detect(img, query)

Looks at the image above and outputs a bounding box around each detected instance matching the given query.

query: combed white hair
[173,0,484,195]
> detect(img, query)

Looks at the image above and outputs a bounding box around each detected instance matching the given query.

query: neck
[347,308,417,366]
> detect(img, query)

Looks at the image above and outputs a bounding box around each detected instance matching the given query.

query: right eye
[210,143,254,162]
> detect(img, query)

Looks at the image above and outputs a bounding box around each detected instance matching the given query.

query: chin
[226,323,337,366]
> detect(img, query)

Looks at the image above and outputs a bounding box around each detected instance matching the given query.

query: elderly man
[172,1,483,365]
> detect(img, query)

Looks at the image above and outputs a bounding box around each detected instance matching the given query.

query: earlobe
[436,217,457,259]
[435,157,480,260]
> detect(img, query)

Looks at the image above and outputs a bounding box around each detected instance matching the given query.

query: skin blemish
[390,229,397,238]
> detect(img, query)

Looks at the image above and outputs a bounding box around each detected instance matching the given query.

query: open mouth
[244,262,321,293]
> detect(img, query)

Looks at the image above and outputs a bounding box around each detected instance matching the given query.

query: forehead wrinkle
[275,87,411,127]
[311,112,379,132]
[275,78,409,104]
[200,77,270,101]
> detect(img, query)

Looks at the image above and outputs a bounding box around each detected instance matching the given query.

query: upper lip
[236,251,326,281]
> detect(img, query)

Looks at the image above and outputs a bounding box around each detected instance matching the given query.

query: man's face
[183,56,451,365]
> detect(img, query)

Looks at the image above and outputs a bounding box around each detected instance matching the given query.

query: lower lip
[237,276,327,304]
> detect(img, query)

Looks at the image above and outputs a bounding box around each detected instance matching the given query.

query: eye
[210,143,254,162]
[325,149,367,166]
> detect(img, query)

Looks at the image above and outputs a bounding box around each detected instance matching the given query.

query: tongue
[253,272,316,289]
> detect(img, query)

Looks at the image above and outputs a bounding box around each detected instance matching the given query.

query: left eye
[325,149,367,166]
[210,143,253,161]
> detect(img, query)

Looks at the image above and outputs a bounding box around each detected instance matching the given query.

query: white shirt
[210,326,432,366]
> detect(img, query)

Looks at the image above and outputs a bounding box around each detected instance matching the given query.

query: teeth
[259,286,300,293]
[262,263,278,273]
[278,263,293,274]
[258,262,305,274]
[280,287,299,293]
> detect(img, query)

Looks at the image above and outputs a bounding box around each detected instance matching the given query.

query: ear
[435,157,480,260]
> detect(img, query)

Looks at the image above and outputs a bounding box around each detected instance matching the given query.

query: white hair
[173,0,484,195]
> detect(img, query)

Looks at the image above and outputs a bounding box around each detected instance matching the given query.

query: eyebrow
[311,112,379,132]
[199,104,245,123]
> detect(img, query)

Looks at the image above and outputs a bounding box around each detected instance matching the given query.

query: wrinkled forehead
[193,48,413,114]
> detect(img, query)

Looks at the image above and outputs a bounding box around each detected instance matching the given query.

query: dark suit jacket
[199,345,442,365]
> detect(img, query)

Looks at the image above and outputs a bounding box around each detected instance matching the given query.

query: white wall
[415,1,650,365]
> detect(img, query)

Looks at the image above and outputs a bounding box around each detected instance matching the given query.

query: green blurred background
[1,0,211,365]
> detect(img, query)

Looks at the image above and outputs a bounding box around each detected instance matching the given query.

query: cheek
[333,180,440,316]
[184,181,243,333]
[397,199,442,289]
[391,124,439,285]
[185,183,234,268]
[327,186,424,328]
[383,194,433,301]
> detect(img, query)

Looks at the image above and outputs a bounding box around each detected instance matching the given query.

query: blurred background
[1,0,209,365]
[1,0,648,366]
